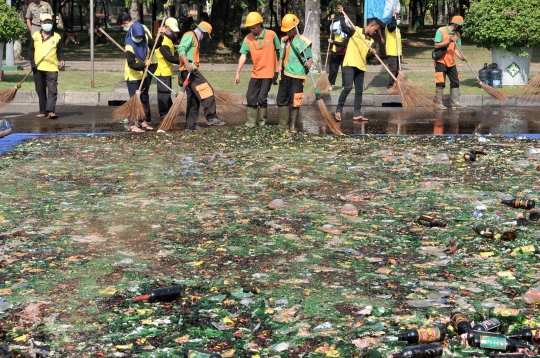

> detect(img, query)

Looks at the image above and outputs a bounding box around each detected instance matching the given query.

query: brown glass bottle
[451,311,472,334]
[473,318,502,332]
[389,343,443,358]
[506,328,540,342]
[417,215,446,228]
[396,326,446,344]
[499,199,535,209]
[134,286,183,302]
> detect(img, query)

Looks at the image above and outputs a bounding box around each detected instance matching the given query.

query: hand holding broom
[110,17,167,122]
[0,48,52,108]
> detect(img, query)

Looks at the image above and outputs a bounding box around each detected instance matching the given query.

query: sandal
[127,125,145,133]
[48,113,58,119]
[36,113,47,118]
[139,121,153,131]
[334,112,342,122]
[353,116,369,122]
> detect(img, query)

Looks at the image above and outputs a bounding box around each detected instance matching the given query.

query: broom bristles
[110,92,146,122]
[516,73,540,100]
[316,98,344,135]
[157,91,187,132]
[478,81,508,101]
[0,86,19,108]
[315,72,331,95]
[213,89,244,117]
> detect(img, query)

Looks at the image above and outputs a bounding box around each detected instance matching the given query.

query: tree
[304,0,321,73]
[0,1,27,43]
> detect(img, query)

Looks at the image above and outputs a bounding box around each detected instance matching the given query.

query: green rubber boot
[245,106,258,127]
[290,108,299,133]
[450,87,467,108]
[278,106,290,129]
[435,87,447,110]
[258,107,267,126]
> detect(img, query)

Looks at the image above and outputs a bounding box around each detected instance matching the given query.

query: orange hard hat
[197,21,213,35]
[281,13,300,32]
[245,12,263,27]
[450,15,464,25]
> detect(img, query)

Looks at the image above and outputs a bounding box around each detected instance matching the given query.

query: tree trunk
[130,0,139,22]
[304,0,320,74]
[248,0,257,12]
[210,0,229,47]
[408,0,413,32]
[175,0,181,18]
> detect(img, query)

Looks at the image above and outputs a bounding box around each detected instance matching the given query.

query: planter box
[492,47,533,86]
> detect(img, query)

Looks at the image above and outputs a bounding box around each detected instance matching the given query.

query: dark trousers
[180,70,217,130]
[387,56,400,88]
[337,66,365,116]
[246,78,272,108]
[157,75,173,117]
[277,75,304,107]
[435,62,460,89]
[33,70,58,114]
[126,64,156,121]
[328,52,345,85]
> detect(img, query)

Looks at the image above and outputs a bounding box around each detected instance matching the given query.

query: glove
[272,72,279,86]
[31,63,37,71]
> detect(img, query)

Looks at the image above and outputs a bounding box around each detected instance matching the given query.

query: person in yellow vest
[385,10,401,91]
[434,15,467,110]
[28,14,64,119]
[178,21,227,131]
[234,12,281,127]
[328,13,348,91]
[155,17,180,119]
[277,14,312,133]
[122,20,157,132]
[335,5,378,122]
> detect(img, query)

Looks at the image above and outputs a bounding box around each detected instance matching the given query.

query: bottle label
[187,351,213,358]
[533,329,540,341]
[417,327,442,343]
[452,312,468,325]
[521,245,536,253]
[479,336,507,350]
[494,307,519,318]
[476,318,501,331]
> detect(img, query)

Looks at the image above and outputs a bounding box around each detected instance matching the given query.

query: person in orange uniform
[155,17,180,119]
[178,21,227,131]
[234,12,281,127]
[28,14,65,119]
[277,14,312,133]
[434,15,467,110]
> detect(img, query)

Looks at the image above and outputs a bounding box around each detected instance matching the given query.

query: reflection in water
[4,104,540,135]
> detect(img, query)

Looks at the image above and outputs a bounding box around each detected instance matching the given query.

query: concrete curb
[10,90,540,107]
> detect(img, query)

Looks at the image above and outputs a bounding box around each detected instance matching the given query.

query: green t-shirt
[284,36,312,77]
[434,25,461,46]
[178,32,198,69]
[239,28,282,57]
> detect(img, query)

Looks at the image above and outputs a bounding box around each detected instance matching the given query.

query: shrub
[0,1,27,43]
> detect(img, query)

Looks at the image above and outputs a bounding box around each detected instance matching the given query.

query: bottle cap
[134,294,150,302]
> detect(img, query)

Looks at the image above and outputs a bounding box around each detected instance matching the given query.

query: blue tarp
[0,133,115,155]
[365,0,400,24]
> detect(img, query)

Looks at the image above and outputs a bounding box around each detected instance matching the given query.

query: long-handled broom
[293,16,344,135]
[454,42,508,101]
[315,28,332,94]
[0,48,52,108]
[110,17,167,122]
[340,11,434,109]
[157,72,191,132]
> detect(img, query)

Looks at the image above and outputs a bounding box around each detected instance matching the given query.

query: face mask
[123,26,130,32]
[131,36,143,43]
[456,25,462,32]
[42,24,53,32]
[396,20,401,25]
[165,30,172,36]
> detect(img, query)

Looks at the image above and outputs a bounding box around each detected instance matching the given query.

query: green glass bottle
[468,332,531,352]
[506,328,540,342]
[489,307,527,324]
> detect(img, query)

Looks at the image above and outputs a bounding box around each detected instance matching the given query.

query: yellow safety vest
[385,25,402,57]
[124,25,158,81]
[32,31,62,72]
[155,35,175,77]
[342,27,373,71]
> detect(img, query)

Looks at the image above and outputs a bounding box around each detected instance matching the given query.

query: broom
[98,28,126,52]
[315,28,332,94]
[340,11,434,109]
[110,17,167,122]
[454,43,508,101]
[516,72,540,98]
[0,48,52,108]
[157,72,191,132]
[293,16,344,135]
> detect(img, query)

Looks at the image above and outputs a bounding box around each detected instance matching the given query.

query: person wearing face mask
[122,19,158,132]
[234,11,281,128]
[155,17,180,119]
[28,13,65,119]
[178,21,227,131]
[434,15,467,110]
[385,10,402,91]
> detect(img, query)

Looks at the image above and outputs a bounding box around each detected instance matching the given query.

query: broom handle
[454,42,481,82]
[324,27,331,70]
[394,7,401,71]
[340,11,398,82]
[98,28,125,52]
[138,17,168,91]
[147,70,177,95]
[19,48,53,87]
[292,11,319,92]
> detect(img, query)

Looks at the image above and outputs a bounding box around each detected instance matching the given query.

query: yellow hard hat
[450,15,464,25]
[281,14,300,32]
[245,12,263,27]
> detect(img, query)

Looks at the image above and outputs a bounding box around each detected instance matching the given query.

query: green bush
[0,1,27,43]
[463,0,540,56]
